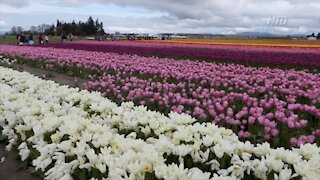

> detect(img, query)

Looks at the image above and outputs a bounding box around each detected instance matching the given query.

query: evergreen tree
[87,16,96,35]
[18,17,105,36]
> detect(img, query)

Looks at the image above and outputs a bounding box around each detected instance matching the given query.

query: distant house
[307,37,317,40]
[171,35,187,39]
[85,37,95,40]
[149,34,162,40]
[306,33,317,40]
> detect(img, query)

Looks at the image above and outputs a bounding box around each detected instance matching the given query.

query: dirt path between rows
[0,144,43,180]
[1,63,87,89]
[0,63,88,180]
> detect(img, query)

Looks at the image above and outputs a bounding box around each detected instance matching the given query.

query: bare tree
[16,26,24,34]
[37,24,51,34]
[29,26,37,34]
[10,26,17,35]
[10,26,24,35]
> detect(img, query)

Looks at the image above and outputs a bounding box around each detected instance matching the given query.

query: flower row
[39,40,320,68]
[85,73,320,147]
[0,46,319,147]
[1,67,320,179]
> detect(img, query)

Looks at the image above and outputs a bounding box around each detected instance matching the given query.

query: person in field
[69,33,74,41]
[19,34,26,45]
[61,33,67,42]
[38,34,44,44]
[45,35,49,44]
[16,34,21,45]
[28,34,34,45]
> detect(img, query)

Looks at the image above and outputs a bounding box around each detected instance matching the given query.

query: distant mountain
[236,31,308,37]
[289,33,308,37]
[237,32,276,36]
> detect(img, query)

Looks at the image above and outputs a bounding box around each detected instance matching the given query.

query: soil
[0,144,43,180]
[0,63,87,89]
[0,63,88,180]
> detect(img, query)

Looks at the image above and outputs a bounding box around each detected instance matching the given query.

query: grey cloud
[0,0,30,8]
[55,0,320,32]
[0,0,319,34]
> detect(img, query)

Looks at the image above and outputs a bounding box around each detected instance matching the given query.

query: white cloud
[0,0,319,34]
[0,20,6,27]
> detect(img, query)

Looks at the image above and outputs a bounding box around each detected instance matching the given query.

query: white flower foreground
[0,67,319,180]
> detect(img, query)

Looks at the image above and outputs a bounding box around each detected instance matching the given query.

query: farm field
[0,39,320,179]
[0,35,64,44]
[147,39,320,48]
[2,36,320,47]
[1,66,319,180]
[39,40,320,69]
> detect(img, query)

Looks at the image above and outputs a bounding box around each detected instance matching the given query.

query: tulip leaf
[0,133,7,141]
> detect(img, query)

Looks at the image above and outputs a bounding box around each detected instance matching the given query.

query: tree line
[8,17,105,36]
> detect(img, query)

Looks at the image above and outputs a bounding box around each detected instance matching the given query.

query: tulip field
[0,40,320,179]
[39,40,320,68]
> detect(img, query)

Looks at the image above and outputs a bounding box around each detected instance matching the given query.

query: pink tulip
[271,129,279,137]
[248,116,255,124]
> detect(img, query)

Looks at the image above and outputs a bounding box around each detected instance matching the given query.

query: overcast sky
[0,0,319,34]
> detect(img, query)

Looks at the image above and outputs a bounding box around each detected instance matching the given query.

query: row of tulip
[0,45,319,147]
[38,40,320,68]
[1,66,319,180]
[84,73,320,148]
[0,55,17,65]
[0,45,319,103]
[138,39,320,48]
